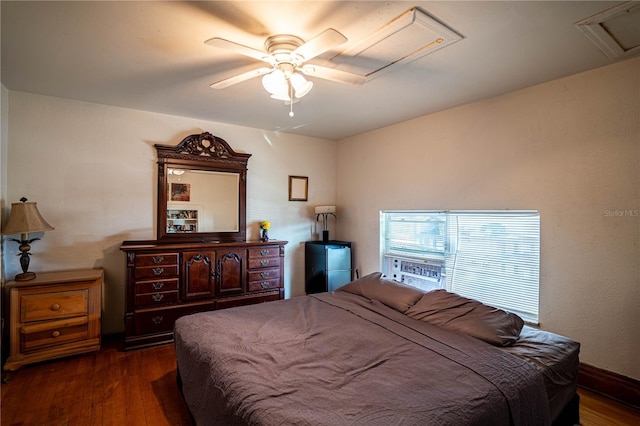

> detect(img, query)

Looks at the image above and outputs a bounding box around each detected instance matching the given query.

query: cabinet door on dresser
[182,251,216,300]
[215,248,245,296]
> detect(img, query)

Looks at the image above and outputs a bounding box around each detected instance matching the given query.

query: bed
[175,273,580,426]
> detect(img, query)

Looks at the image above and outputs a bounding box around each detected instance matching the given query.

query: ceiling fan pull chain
[289,83,295,117]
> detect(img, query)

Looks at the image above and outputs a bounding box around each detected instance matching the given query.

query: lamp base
[15,271,37,281]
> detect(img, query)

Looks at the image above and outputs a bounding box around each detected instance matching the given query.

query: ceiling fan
[205,29,366,102]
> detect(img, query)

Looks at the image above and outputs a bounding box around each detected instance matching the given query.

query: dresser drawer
[216,291,281,310]
[248,246,280,259]
[20,290,88,323]
[134,304,213,335]
[247,268,280,283]
[135,290,179,306]
[134,253,178,267]
[134,265,179,279]
[135,278,179,295]
[247,278,280,292]
[247,257,281,269]
[21,316,88,352]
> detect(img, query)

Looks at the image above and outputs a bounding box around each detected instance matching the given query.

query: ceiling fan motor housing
[265,34,304,54]
[265,35,305,66]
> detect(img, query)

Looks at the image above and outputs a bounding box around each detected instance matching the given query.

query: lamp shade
[314,205,336,214]
[262,69,287,95]
[2,200,54,235]
[262,69,292,101]
[290,73,313,98]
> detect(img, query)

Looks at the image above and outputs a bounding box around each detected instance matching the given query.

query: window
[381,210,540,323]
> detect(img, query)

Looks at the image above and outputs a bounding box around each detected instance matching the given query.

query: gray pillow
[405,289,524,346]
[337,272,425,313]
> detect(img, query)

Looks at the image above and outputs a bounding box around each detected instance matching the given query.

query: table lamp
[315,205,336,242]
[2,197,54,281]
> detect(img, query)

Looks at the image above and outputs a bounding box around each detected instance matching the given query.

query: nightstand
[3,269,103,371]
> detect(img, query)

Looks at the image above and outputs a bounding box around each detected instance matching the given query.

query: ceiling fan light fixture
[262,69,288,95]
[290,73,313,98]
[270,91,292,101]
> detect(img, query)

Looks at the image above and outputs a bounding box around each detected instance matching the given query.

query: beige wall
[336,57,640,380]
[3,58,638,381]
[3,92,337,334]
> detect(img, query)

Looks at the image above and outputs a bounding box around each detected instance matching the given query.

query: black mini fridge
[305,241,352,294]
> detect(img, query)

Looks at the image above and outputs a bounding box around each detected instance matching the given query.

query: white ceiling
[2,1,638,140]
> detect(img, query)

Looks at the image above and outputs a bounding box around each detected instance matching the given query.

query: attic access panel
[576,1,640,60]
[328,7,463,79]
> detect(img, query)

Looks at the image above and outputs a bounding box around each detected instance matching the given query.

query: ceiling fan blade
[205,37,275,64]
[292,28,347,62]
[210,67,272,89]
[300,65,366,85]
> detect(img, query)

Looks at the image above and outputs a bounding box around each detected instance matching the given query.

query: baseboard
[578,362,640,409]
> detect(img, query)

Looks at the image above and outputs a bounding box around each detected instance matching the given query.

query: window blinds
[381,210,540,323]
[382,212,448,258]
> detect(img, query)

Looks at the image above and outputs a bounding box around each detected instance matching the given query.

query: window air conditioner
[383,255,445,292]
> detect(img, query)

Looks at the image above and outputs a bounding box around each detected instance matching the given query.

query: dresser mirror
[156,132,251,243]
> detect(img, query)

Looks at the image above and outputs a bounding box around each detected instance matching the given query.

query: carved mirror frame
[156,132,251,243]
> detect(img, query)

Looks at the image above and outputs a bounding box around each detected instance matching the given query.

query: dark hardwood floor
[2,338,639,425]
[1,339,191,426]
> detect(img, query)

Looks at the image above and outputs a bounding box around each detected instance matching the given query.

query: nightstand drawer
[21,316,88,352]
[21,290,88,322]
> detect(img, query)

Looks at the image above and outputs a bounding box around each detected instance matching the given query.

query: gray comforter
[175,291,551,426]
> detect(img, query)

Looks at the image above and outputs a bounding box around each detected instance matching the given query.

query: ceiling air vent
[328,7,463,80]
[576,1,640,60]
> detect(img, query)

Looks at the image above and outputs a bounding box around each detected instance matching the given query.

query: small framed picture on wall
[288,176,308,201]
[170,183,191,202]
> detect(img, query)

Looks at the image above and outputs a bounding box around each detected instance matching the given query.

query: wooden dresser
[3,269,103,371]
[120,240,287,350]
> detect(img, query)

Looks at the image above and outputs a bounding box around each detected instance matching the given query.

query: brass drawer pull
[260,282,269,289]
[152,256,164,264]
[51,304,61,311]
[260,249,269,256]
[51,330,61,338]
[260,259,269,266]
[152,316,164,325]
[152,294,164,302]
[260,271,269,279]
[152,267,164,276]
[152,282,165,290]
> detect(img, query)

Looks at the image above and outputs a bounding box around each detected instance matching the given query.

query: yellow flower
[261,220,271,230]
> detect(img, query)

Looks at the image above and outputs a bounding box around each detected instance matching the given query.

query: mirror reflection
[166,169,239,233]
[156,131,250,242]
